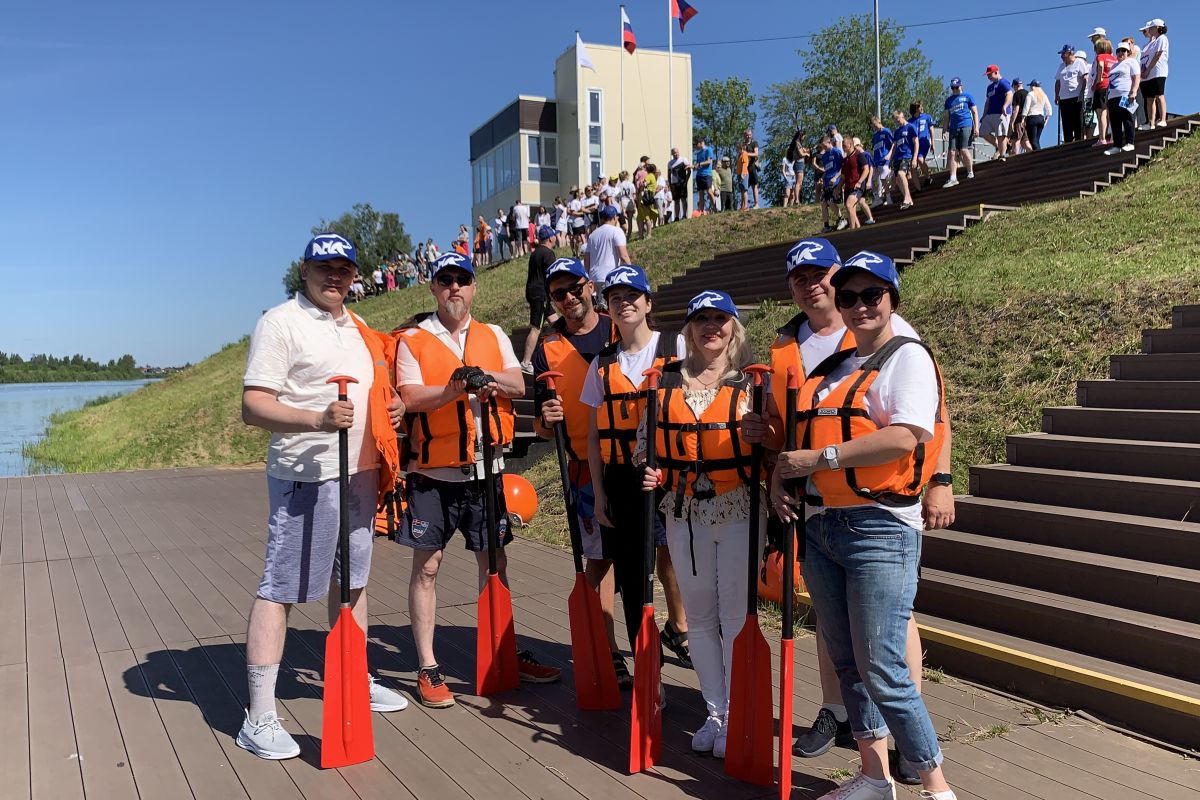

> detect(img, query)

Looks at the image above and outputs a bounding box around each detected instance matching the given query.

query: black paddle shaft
[542,380,587,574]
[642,379,660,607]
[335,387,352,606]
[781,382,798,638]
[480,394,501,576]
[744,380,766,615]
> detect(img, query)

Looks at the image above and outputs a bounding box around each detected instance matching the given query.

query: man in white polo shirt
[239,232,408,760]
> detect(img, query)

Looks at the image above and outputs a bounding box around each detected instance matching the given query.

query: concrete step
[1142,328,1200,354]
[922,528,1200,623]
[951,496,1200,570]
[968,463,1200,521]
[1041,406,1200,443]
[1006,432,1200,481]
[1174,304,1200,328]
[1076,379,1200,410]
[1110,352,1200,380]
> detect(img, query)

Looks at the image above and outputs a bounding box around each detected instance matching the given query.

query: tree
[760,14,944,206]
[693,77,756,163]
[282,203,414,296]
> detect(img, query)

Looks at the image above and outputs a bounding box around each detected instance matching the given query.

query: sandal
[612,652,633,690]
[662,621,693,669]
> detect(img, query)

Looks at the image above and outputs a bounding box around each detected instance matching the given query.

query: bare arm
[617,244,631,264]
[242,386,341,433]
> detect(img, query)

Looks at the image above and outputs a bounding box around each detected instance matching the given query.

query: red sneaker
[417,667,455,708]
[517,650,561,683]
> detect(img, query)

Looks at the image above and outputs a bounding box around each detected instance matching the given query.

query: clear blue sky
[2,0,1193,365]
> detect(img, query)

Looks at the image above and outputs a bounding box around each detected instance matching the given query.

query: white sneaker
[943,178,959,188]
[1157,121,1168,128]
[967,172,975,179]
[1121,144,1136,152]
[836,219,849,231]
[368,674,409,712]
[691,714,723,753]
[713,716,729,758]
[236,709,301,760]
[1103,147,1121,156]
[818,771,896,800]
[918,792,958,800]
[520,361,534,375]
[1139,123,1153,131]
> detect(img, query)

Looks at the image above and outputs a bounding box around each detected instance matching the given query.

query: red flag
[622,8,637,54]
[670,0,698,32]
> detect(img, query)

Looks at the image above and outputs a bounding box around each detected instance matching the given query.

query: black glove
[451,365,493,391]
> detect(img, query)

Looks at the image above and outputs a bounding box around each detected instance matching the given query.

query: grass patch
[827,767,856,782]
[1022,706,1070,726]
[922,665,948,685]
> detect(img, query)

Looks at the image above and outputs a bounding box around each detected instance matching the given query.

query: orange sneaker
[417,667,455,708]
[517,650,561,683]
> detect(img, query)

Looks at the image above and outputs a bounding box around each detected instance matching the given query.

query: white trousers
[664,511,764,717]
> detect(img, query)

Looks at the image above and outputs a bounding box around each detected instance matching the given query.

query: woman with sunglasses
[772,251,955,800]
[636,290,772,759]
[581,265,693,680]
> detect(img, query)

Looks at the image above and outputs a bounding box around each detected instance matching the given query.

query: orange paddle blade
[568,573,621,710]
[321,606,374,768]
[779,638,795,798]
[725,614,775,785]
[476,574,519,696]
[629,606,662,773]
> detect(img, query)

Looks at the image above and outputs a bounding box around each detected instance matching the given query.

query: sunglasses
[435,272,474,287]
[549,281,588,302]
[834,287,891,309]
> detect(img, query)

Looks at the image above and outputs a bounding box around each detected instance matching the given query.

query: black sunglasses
[549,281,588,302]
[834,287,891,309]
[435,272,474,287]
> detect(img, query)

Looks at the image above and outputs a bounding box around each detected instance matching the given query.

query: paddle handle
[537,371,586,574]
[480,395,500,576]
[744,365,769,616]
[781,367,799,638]
[642,368,661,607]
[326,375,358,606]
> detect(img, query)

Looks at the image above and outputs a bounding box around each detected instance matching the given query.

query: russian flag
[671,0,698,32]
[621,8,636,54]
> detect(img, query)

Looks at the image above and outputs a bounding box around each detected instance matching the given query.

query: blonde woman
[638,290,772,758]
[1021,79,1053,150]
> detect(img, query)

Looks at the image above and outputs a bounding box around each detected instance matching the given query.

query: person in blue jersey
[813,136,846,231]
[908,102,936,188]
[885,110,918,210]
[941,78,979,188]
[868,117,894,208]
[980,64,1014,161]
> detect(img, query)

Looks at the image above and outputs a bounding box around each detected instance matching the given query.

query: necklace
[689,359,727,389]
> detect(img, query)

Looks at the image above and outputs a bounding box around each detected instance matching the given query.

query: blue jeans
[803,507,943,771]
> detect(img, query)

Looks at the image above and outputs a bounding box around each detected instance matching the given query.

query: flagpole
[874,0,882,120]
[668,0,674,161]
[620,5,626,168]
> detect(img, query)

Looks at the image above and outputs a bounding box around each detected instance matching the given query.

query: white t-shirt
[580,332,687,408]
[796,314,919,377]
[667,156,690,184]
[555,204,569,232]
[617,180,636,207]
[493,214,506,235]
[601,185,618,203]
[803,338,938,531]
[536,211,551,228]
[244,293,379,482]
[568,198,586,228]
[1107,59,1139,103]
[1142,35,1169,78]
[586,224,627,285]
[512,203,530,228]
[394,313,520,481]
[1056,60,1089,98]
[582,195,599,219]
[372,269,383,284]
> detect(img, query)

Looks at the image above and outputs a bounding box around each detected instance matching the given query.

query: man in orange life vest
[239,233,408,759]
[756,237,954,785]
[393,252,561,709]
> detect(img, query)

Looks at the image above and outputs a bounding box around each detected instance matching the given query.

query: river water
[0,380,156,477]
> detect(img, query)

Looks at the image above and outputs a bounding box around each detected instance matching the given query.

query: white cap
[1087,27,1106,38]
[1141,19,1164,30]
[1075,50,1089,60]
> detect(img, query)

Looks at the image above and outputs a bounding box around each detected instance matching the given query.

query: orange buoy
[502,473,538,526]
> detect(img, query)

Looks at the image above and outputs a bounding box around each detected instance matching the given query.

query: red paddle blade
[568,573,621,710]
[629,605,662,773]
[321,607,374,768]
[779,638,795,798]
[724,614,775,785]
[476,574,520,696]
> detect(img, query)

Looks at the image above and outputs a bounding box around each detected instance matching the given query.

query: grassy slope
[26,207,817,473]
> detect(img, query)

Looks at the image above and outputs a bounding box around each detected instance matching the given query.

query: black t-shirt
[747,139,760,171]
[1012,88,1029,119]
[531,315,614,415]
[526,244,555,301]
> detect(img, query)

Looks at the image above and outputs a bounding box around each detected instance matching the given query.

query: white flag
[576,33,596,71]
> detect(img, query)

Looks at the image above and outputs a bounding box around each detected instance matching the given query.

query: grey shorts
[258,469,378,604]
[980,113,1010,139]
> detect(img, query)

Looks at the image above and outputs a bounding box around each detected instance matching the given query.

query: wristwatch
[821,445,841,471]
[930,472,953,487]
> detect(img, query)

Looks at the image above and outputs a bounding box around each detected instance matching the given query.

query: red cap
[984,64,1000,75]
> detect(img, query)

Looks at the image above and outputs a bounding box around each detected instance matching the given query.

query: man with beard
[531,257,631,685]
[393,252,561,709]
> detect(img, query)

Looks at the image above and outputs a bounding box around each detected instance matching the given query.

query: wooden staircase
[915,303,1200,749]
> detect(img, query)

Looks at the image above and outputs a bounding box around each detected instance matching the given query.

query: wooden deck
[1,466,1197,800]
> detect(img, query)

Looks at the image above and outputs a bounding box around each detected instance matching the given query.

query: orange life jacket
[594,332,678,464]
[796,336,946,509]
[654,361,759,514]
[768,312,854,411]
[398,315,515,468]
[538,315,616,462]
[346,310,402,508]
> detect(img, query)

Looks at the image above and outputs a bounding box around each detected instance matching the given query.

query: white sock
[822,702,849,723]
[861,773,892,788]
[247,663,280,722]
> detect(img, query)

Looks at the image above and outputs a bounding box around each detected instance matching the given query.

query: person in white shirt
[1055,44,1090,143]
[1139,19,1169,128]
[238,233,407,759]
[493,208,509,261]
[510,201,531,258]
[666,146,691,221]
[583,206,631,297]
[1105,41,1143,154]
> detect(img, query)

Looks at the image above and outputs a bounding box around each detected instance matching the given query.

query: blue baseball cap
[831,250,900,293]
[599,204,619,220]
[1058,43,1074,54]
[684,290,739,323]
[430,251,474,277]
[786,238,841,274]
[537,225,557,240]
[545,257,587,283]
[303,233,358,266]
[602,264,653,297]
[950,77,963,88]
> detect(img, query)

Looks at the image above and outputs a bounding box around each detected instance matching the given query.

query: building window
[587,89,603,162]
[472,135,522,207]
[527,134,559,183]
